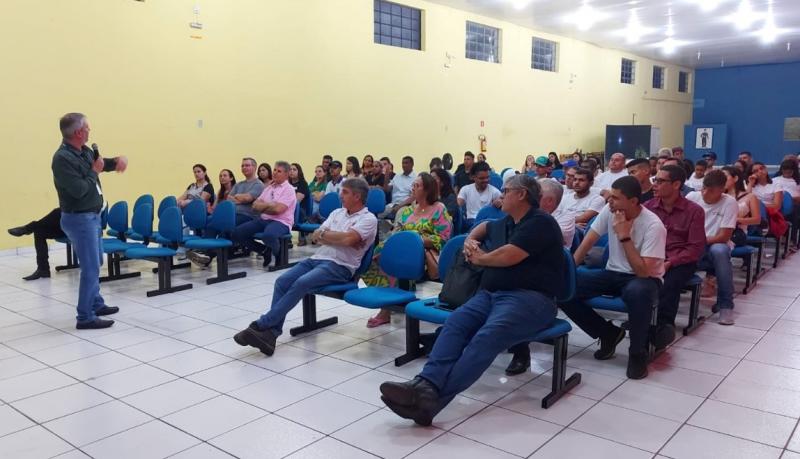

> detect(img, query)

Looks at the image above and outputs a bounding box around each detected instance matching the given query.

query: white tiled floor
[2,242,800,458]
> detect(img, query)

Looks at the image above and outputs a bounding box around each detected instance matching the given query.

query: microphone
[91,143,100,161]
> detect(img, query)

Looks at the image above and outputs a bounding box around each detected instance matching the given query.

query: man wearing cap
[702,152,717,169]
[593,152,628,198]
[627,158,655,203]
[533,156,552,180]
[325,160,345,195]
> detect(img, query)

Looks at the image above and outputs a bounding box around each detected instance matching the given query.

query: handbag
[424,248,440,280]
[437,250,483,310]
[731,227,748,247]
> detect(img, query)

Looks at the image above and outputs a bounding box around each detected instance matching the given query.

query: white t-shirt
[390,172,417,206]
[552,207,575,249]
[325,176,344,195]
[458,184,502,219]
[752,183,778,206]
[773,177,800,199]
[313,207,378,274]
[590,206,666,279]
[685,174,705,191]
[559,191,605,221]
[592,169,628,193]
[686,192,739,242]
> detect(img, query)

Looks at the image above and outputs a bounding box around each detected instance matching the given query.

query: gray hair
[538,178,564,208]
[505,174,541,206]
[342,177,369,204]
[274,161,290,173]
[658,147,672,157]
[242,157,257,167]
[59,113,86,139]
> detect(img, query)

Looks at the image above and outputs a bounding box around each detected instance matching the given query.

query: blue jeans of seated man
[698,243,734,310]
[559,269,661,356]
[60,212,106,323]
[232,218,289,256]
[418,289,556,412]
[256,258,352,335]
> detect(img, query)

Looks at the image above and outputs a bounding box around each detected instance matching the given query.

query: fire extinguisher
[478,134,487,153]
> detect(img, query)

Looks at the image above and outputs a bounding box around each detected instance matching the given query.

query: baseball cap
[702,152,717,160]
[626,158,650,168]
[330,160,342,168]
[535,156,549,167]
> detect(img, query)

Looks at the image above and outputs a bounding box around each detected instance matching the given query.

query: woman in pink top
[232,162,297,267]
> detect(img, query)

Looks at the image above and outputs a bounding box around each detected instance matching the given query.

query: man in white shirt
[538,178,574,249]
[457,161,502,227]
[561,176,667,379]
[234,178,377,356]
[593,152,628,198]
[324,160,344,195]
[685,159,708,191]
[560,167,605,227]
[385,156,417,217]
[686,170,738,325]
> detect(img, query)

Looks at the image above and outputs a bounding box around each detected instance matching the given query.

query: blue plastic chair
[125,206,193,297]
[183,201,247,285]
[781,191,795,259]
[343,231,426,310]
[367,188,387,215]
[489,172,503,190]
[551,169,565,180]
[101,202,150,282]
[473,205,506,227]
[107,194,153,239]
[296,192,341,235]
[255,202,301,272]
[402,244,582,408]
[289,244,377,337]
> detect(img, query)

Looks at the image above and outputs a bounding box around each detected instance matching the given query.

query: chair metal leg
[682,283,705,336]
[288,294,339,336]
[541,334,582,409]
[395,316,425,366]
[152,256,191,274]
[146,258,193,297]
[268,238,298,272]
[742,253,753,294]
[207,248,247,284]
[55,242,80,271]
[100,253,141,283]
[773,237,781,268]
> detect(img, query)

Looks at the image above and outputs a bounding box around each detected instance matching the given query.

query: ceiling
[426,0,800,68]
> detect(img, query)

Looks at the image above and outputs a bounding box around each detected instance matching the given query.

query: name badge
[96,183,103,196]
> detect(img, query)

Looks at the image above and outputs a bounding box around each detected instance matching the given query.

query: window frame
[465,20,501,64]
[373,0,422,51]
[652,65,665,90]
[621,58,636,85]
[678,71,690,93]
[531,37,558,72]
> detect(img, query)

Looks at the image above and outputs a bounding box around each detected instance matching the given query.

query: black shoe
[76,318,115,330]
[627,353,649,379]
[381,396,433,427]
[7,226,31,237]
[505,354,531,376]
[261,248,272,268]
[593,324,626,360]
[652,324,676,353]
[234,321,277,356]
[380,376,439,426]
[22,270,50,281]
[95,306,119,316]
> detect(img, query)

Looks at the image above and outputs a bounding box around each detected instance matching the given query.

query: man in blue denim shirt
[51,113,127,329]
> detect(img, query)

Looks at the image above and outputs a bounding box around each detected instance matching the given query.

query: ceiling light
[510,0,532,10]
[666,10,675,37]
[727,0,761,31]
[696,0,725,12]
[565,1,608,31]
[759,4,779,44]
[623,9,652,43]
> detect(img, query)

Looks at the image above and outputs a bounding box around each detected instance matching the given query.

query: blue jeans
[256,259,352,335]
[559,269,660,355]
[60,212,106,323]
[698,243,734,310]
[232,219,289,255]
[419,289,556,411]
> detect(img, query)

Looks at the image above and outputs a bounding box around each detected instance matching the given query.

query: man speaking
[52,113,127,329]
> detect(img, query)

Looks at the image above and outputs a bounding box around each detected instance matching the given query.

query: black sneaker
[22,270,50,281]
[76,318,115,330]
[505,354,531,376]
[261,248,272,268]
[593,325,626,360]
[95,306,120,316]
[234,321,277,356]
[627,353,649,379]
[652,324,676,353]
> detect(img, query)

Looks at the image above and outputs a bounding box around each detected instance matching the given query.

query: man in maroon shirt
[644,165,706,351]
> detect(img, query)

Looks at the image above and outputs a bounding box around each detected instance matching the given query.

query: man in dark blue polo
[379,174,565,426]
[52,113,127,329]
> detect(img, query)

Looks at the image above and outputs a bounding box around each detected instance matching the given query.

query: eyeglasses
[652,178,674,184]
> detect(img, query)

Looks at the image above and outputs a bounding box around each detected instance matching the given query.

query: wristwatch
[619,237,632,243]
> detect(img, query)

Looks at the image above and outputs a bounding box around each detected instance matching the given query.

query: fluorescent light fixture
[726,0,762,31]
[696,0,725,12]
[565,1,608,31]
[759,4,779,44]
[655,37,688,55]
[510,0,532,10]
[620,9,653,44]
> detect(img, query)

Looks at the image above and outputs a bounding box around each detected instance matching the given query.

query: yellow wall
[0,0,693,250]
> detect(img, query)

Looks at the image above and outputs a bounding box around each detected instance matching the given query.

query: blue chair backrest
[474,205,506,225]
[489,172,503,190]
[131,203,154,239]
[379,231,425,281]
[319,192,342,219]
[354,243,376,279]
[439,235,466,279]
[158,196,177,218]
[184,199,207,232]
[133,194,154,210]
[557,248,577,303]
[782,191,793,217]
[107,201,129,234]
[208,200,236,233]
[158,206,183,244]
[551,169,565,180]
[367,188,386,215]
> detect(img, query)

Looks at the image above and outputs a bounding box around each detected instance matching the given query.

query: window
[621,58,636,84]
[679,71,690,93]
[373,0,421,51]
[652,65,665,89]
[466,21,500,63]
[532,37,557,72]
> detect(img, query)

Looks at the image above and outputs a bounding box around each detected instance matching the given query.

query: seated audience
[686,170,738,325]
[308,165,328,216]
[572,151,584,163]
[258,162,273,185]
[477,153,487,163]
[533,156,551,179]
[453,151,475,192]
[559,167,605,227]
[592,152,627,197]
[290,163,310,244]
[381,157,395,204]
[522,154,536,176]
[657,147,672,158]
[739,151,754,169]
[773,159,800,204]
[581,158,599,177]
[432,168,458,220]
[561,176,666,379]
[548,152,563,170]
[384,156,418,217]
[734,159,751,178]
[177,164,214,209]
[563,166,577,191]
[232,162,297,267]
[379,175,564,426]
[457,161,502,227]
[672,146,685,160]
[662,157,694,195]
[209,169,236,214]
[429,157,443,171]
[364,172,452,327]
[324,160,345,194]
[321,154,333,179]
[365,160,386,188]
[686,159,708,190]
[626,158,654,202]
[7,208,65,280]
[748,162,783,210]
[346,155,362,178]
[361,154,374,174]
[649,157,658,177]
[723,166,761,230]
[702,151,717,169]
[644,165,706,350]
[233,179,377,356]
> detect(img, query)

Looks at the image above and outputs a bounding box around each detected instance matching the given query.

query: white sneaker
[718,309,735,326]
